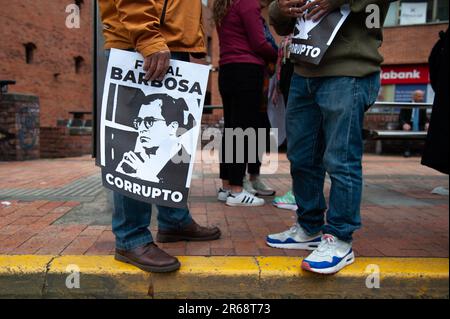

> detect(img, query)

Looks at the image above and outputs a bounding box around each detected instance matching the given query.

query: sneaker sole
[273,203,298,211]
[266,241,320,250]
[301,252,355,275]
[226,201,265,207]
[114,253,181,273]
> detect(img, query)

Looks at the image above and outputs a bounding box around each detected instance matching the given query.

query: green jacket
[269,0,390,77]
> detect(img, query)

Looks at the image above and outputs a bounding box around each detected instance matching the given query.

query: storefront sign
[381,65,430,85]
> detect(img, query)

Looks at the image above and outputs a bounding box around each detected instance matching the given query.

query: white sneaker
[243,177,257,195]
[251,177,276,196]
[301,234,355,275]
[217,188,231,202]
[226,190,265,207]
[266,223,322,250]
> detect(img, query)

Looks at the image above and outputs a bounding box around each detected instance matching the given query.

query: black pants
[219,63,264,186]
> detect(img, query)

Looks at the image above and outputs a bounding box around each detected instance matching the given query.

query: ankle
[231,186,243,194]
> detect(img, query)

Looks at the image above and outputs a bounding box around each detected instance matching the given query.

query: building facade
[1,0,448,159]
[379,0,448,103]
[0,0,93,127]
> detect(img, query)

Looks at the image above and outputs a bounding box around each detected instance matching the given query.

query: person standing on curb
[214,0,278,207]
[266,0,389,274]
[98,0,221,273]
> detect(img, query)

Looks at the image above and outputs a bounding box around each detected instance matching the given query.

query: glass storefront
[385,0,449,27]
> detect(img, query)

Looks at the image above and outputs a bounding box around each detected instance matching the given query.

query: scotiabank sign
[381,65,430,85]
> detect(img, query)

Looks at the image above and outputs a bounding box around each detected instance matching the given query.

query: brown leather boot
[157,220,221,243]
[115,243,180,273]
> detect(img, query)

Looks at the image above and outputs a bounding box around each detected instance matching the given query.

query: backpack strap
[160,0,169,26]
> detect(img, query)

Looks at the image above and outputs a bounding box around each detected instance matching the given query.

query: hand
[300,0,340,22]
[121,151,147,174]
[272,90,279,105]
[403,123,412,131]
[277,0,308,18]
[143,50,171,81]
[425,122,430,131]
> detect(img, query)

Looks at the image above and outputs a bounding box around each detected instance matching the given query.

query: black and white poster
[99,49,210,208]
[290,2,350,65]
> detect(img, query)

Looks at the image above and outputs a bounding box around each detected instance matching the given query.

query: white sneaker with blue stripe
[266,223,322,250]
[302,234,355,275]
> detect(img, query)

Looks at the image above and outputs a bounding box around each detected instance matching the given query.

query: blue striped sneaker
[266,223,322,250]
[301,234,355,275]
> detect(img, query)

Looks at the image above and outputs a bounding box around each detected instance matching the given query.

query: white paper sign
[290,3,351,65]
[99,49,210,208]
[400,2,428,25]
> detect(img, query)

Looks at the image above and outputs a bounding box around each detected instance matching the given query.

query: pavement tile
[0,154,447,258]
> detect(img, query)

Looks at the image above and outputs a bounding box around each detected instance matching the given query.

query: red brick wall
[0,0,93,128]
[381,23,448,65]
[0,93,40,161]
[40,127,92,158]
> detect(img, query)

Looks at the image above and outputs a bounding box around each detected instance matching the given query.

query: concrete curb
[0,256,448,299]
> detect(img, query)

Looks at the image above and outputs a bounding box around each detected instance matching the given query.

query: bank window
[385,0,449,27]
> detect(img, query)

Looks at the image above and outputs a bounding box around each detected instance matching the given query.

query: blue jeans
[113,193,193,250]
[109,50,193,250]
[286,73,380,242]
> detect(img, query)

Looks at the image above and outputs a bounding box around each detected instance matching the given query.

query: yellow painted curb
[0,255,52,298]
[0,256,448,299]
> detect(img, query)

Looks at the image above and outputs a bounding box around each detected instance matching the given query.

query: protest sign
[98,49,210,208]
[290,2,350,65]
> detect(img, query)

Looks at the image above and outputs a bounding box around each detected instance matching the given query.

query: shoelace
[316,235,337,254]
[289,223,300,234]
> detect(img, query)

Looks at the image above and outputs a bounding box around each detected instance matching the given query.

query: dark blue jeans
[109,50,193,250]
[286,73,380,242]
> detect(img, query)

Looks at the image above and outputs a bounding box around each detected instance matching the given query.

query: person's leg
[301,74,380,275]
[113,193,180,272]
[112,192,153,250]
[318,73,381,242]
[156,204,221,242]
[225,64,261,189]
[222,64,265,206]
[156,206,193,231]
[247,162,261,176]
[288,75,327,234]
[266,74,326,249]
[231,65,264,184]
[219,66,232,189]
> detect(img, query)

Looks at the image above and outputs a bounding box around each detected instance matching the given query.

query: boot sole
[114,253,180,273]
[157,231,221,243]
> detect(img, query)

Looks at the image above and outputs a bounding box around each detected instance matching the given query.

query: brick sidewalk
[0,154,448,258]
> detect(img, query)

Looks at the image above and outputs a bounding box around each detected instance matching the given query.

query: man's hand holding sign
[277,0,342,21]
[98,0,221,275]
[267,0,390,275]
[279,0,351,65]
[143,50,171,81]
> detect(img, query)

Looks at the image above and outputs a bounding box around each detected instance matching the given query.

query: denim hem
[298,219,324,237]
[321,227,353,244]
[115,235,153,251]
